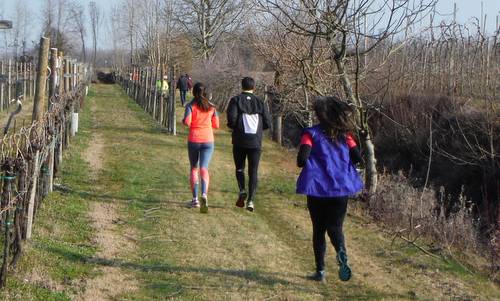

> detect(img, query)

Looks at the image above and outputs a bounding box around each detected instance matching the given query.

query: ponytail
[193,82,213,111]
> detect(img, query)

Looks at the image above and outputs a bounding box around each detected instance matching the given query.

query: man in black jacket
[227,77,272,212]
[177,74,189,106]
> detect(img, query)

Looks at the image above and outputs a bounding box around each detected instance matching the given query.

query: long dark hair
[314,96,355,140]
[193,82,213,111]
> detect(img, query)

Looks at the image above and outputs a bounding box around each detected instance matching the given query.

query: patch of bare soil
[78,202,137,301]
[84,134,104,175]
[77,134,138,300]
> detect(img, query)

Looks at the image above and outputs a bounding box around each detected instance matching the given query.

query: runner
[183,82,219,213]
[156,75,169,98]
[177,74,190,106]
[227,77,271,212]
[296,96,363,282]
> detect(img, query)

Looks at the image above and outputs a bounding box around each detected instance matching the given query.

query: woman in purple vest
[296,96,364,283]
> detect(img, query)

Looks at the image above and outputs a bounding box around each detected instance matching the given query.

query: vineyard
[0,0,498,300]
[0,34,90,293]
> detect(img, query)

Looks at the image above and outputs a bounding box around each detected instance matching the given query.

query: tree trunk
[334,57,378,195]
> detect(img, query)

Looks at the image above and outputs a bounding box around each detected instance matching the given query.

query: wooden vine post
[159,65,164,126]
[0,61,4,110]
[32,37,50,122]
[46,48,58,194]
[55,52,64,173]
[168,65,176,135]
[27,36,50,240]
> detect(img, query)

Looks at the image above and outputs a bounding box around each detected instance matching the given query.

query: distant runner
[156,75,169,97]
[177,74,190,106]
[183,82,220,213]
[227,77,271,212]
[296,96,363,283]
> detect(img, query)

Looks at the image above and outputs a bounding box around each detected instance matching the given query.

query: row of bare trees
[1,0,101,67]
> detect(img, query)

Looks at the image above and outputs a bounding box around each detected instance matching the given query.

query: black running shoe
[307,270,325,282]
[337,250,352,281]
[236,191,247,208]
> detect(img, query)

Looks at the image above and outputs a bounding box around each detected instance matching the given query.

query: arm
[297,132,313,168]
[346,133,363,165]
[212,109,220,129]
[226,97,238,129]
[183,104,192,127]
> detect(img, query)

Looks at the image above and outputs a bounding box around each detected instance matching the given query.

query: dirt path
[77,101,138,300]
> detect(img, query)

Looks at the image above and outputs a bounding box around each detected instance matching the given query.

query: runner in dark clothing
[227,77,271,212]
[177,74,189,106]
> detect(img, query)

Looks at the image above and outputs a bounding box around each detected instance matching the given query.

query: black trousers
[180,90,187,106]
[233,146,261,201]
[307,196,348,272]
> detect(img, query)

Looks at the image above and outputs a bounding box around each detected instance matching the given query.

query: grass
[1,83,498,300]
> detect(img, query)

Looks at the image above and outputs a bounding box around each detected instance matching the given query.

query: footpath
[1,84,498,300]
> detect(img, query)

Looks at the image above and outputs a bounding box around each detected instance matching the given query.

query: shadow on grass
[54,184,230,210]
[41,242,412,299]
[42,243,302,288]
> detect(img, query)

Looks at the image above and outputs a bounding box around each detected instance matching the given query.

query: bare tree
[71,3,86,62]
[256,0,436,194]
[41,0,75,53]
[118,0,140,64]
[89,1,101,66]
[176,0,246,60]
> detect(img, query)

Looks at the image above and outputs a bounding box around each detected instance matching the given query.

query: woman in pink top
[182,82,220,213]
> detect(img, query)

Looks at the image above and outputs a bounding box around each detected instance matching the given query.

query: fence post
[26,150,40,239]
[32,62,36,99]
[64,58,69,92]
[22,62,27,98]
[48,48,58,109]
[58,52,63,95]
[169,66,176,135]
[32,37,50,122]
[46,48,58,194]
[145,68,148,110]
[7,59,11,112]
[0,61,4,111]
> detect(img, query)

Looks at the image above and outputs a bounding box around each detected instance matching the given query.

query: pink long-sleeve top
[183,102,220,143]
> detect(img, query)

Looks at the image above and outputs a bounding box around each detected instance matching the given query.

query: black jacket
[177,76,189,91]
[227,92,272,149]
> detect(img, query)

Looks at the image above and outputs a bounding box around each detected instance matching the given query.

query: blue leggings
[188,142,214,198]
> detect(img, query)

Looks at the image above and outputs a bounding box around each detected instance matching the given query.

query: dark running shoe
[236,191,247,208]
[337,250,352,281]
[307,270,325,282]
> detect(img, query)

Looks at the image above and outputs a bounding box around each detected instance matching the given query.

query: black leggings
[233,146,261,201]
[307,196,348,272]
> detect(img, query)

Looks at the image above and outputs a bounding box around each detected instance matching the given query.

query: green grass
[2,84,498,300]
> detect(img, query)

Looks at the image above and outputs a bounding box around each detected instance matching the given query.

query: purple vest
[296,125,364,197]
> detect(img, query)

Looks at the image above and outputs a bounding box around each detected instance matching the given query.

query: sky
[0,0,499,52]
